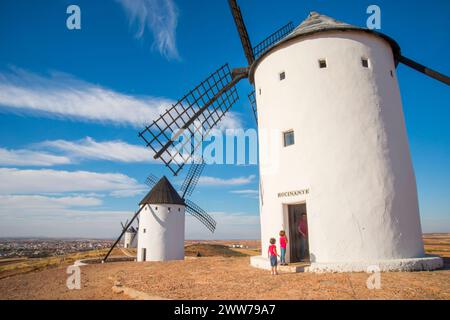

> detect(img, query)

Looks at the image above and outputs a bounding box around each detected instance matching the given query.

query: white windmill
[103,164,216,262]
[137,2,448,272]
[120,220,137,249]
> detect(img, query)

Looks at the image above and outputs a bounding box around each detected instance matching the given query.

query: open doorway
[288,203,309,263]
[141,248,146,261]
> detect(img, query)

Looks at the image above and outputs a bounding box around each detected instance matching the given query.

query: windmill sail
[397,55,450,86]
[247,90,258,124]
[180,162,206,198]
[185,199,216,233]
[139,64,241,176]
[145,173,159,189]
[252,22,295,60]
[228,0,254,65]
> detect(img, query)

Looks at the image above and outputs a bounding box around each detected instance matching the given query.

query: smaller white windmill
[103,163,216,263]
[120,220,138,249]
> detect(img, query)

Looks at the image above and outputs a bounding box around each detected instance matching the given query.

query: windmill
[138,0,449,177]
[120,220,138,249]
[103,162,215,262]
[137,1,448,272]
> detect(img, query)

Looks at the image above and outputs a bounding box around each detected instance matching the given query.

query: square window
[279,72,286,81]
[319,59,327,68]
[362,58,369,68]
[283,130,295,147]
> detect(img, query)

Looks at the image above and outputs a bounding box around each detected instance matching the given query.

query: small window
[279,72,286,81]
[143,228,146,233]
[390,70,394,78]
[259,88,261,95]
[168,207,171,212]
[155,206,158,210]
[318,59,327,68]
[362,58,369,68]
[283,130,295,147]
[178,208,181,212]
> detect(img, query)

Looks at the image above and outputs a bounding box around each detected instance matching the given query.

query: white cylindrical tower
[250,12,442,272]
[137,176,186,262]
[123,228,137,248]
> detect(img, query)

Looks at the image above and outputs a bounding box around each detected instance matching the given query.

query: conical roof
[139,176,185,206]
[290,11,361,36]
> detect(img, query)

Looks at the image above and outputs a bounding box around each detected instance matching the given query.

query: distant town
[0,238,114,259]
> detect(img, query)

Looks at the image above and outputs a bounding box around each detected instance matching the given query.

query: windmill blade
[130,232,137,245]
[180,162,206,198]
[139,64,246,176]
[252,22,295,60]
[398,55,450,86]
[120,221,125,230]
[145,173,159,189]
[228,0,254,65]
[248,90,258,125]
[185,199,216,233]
[103,207,144,262]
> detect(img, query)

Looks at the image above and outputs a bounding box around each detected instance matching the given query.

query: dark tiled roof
[139,176,185,205]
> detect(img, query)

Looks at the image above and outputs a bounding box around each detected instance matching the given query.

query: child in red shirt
[279,230,288,265]
[268,238,279,275]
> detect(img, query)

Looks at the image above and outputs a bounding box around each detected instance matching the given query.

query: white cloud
[38,137,156,163]
[230,189,259,195]
[186,211,260,240]
[0,68,244,134]
[217,112,244,131]
[0,195,102,211]
[0,68,173,127]
[198,174,256,186]
[117,0,179,59]
[0,168,145,195]
[0,194,134,238]
[0,147,71,166]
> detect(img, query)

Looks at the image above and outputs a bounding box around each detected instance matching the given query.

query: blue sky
[0,0,449,239]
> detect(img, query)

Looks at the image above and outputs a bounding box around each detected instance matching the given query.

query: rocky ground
[0,235,448,300]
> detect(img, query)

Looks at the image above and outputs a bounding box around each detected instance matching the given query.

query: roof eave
[248,27,401,84]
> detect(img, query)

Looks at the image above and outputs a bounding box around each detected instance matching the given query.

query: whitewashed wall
[137,204,185,262]
[252,31,428,271]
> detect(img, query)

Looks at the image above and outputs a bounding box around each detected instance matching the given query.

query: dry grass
[0,248,122,279]
[0,234,448,300]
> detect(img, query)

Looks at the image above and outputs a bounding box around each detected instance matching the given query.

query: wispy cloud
[186,211,260,240]
[0,148,71,167]
[0,68,243,131]
[230,189,259,195]
[38,137,156,164]
[198,175,256,186]
[0,194,134,238]
[0,68,173,127]
[0,168,145,195]
[117,0,180,60]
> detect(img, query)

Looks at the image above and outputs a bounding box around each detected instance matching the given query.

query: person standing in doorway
[279,230,288,265]
[298,213,308,261]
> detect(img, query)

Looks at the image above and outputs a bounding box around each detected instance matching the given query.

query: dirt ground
[0,235,449,300]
